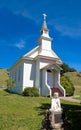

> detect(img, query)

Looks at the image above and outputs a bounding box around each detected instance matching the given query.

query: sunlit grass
[0,89,81,130]
[65,72,81,86]
[0,89,51,130]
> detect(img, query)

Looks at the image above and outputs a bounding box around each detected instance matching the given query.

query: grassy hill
[64,72,81,96]
[0,69,9,88]
[0,89,81,130]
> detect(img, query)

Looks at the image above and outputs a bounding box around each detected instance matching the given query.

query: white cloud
[49,18,81,38]
[14,40,25,49]
[54,24,81,38]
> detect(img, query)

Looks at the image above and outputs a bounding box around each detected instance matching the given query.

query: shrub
[23,87,39,97]
[6,78,15,93]
[60,76,75,96]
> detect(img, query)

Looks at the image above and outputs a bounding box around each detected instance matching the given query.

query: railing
[45,82,51,96]
[55,82,66,97]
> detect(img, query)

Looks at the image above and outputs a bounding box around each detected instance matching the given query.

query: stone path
[60,96,81,103]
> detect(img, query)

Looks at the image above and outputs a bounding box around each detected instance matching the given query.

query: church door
[47,70,54,88]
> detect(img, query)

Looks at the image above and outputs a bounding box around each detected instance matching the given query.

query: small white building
[9,14,65,97]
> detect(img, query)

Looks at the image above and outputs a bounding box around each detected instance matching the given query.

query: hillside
[64,72,81,95]
[64,72,81,86]
[0,69,9,88]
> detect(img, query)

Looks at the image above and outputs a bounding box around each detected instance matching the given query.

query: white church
[9,14,65,97]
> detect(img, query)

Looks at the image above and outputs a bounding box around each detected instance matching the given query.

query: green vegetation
[6,78,15,90]
[0,89,81,130]
[64,72,81,96]
[60,76,75,96]
[0,89,50,130]
[61,63,76,76]
[60,63,81,96]
[61,100,81,130]
[64,72,81,86]
[0,69,9,87]
[74,86,81,97]
[23,87,39,97]
[73,96,81,100]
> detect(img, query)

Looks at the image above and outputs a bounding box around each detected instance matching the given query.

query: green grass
[64,72,81,86]
[0,89,81,130]
[61,100,81,130]
[73,85,81,96]
[73,97,81,100]
[0,89,51,130]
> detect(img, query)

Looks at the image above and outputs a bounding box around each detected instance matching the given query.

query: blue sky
[0,0,81,71]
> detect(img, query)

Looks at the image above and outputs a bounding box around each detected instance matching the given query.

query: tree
[6,78,15,92]
[60,76,75,96]
[61,63,76,76]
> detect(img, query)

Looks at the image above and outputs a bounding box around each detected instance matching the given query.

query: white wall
[39,59,54,95]
[40,59,54,69]
[10,62,24,94]
[23,61,36,89]
[35,59,40,92]
[41,69,50,96]
[41,39,51,50]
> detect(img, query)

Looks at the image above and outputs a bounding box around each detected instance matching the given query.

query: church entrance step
[51,88,63,97]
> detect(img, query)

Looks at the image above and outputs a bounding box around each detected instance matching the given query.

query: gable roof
[23,46,39,59]
[9,44,62,71]
[23,45,62,63]
[40,63,62,70]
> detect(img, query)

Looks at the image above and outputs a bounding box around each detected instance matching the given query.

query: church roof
[40,63,62,70]
[22,45,62,64]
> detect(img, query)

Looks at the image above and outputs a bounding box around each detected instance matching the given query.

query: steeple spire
[40,13,49,34]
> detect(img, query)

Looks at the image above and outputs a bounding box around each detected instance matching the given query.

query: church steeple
[38,14,52,52]
[40,14,51,39]
[40,14,49,35]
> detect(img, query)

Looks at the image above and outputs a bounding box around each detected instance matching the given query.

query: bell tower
[38,14,52,52]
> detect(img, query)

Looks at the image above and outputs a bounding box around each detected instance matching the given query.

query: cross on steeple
[43,13,47,21]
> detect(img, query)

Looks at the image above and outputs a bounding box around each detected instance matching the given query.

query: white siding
[40,59,54,69]
[41,39,51,50]
[35,59,40,91]
[41,69,50,96]
[10,62,24,94]
[23,61,36,89]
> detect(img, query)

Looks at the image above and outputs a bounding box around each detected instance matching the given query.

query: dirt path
[60,96,81,103]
